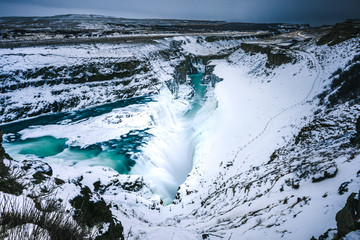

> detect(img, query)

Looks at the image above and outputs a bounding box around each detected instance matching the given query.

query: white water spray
[131,69,213,203]
[3,60,216,204]
[130,87,194,203]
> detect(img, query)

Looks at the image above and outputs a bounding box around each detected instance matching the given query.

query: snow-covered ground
[1,32,360,239]
[0,34,250,124]
[122,37,359,239]
[168,37,360,239]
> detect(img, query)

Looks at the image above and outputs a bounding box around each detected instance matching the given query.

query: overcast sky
[0,0,359,26]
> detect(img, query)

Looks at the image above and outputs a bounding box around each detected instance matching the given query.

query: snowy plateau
[0,16,360,240]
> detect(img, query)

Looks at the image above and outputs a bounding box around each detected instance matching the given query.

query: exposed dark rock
[0,57,154,124]
[32,171,48,184]
[268,148,283,164]
[351,116,360,145]
[356,117,360,136]
[312,229,337,240]
[70,186,124,240]
[204,33,271,43]
[0,129,24,195]
[327,57,360,107]
[285,178,300,189]
[335,192,360,238]
[338,181,351,195]
[317,20,360,46]
[240,43,293,67]
[71,175,84,187]
[93,180,106,194]
[93,177,145,194]
[70,186,113,226]
[0,60,147,94]
[0,129,13,162]
[95,221,125,240]
[202,233,210,239]
[312,166,338,183]
[54,178,65,185]
[188,57,203,74]
[22,160,53,176]
[121,177,145,192]
[0,15,308,48]
[294,119,335,145]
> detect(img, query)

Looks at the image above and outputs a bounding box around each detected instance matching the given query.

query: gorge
[0,15,360,240]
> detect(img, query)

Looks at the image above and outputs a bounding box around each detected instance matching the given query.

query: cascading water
[130,89,194,202]
[130,58,210,203]
[1,58,215,204]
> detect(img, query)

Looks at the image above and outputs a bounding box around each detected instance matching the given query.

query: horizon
[0,13,314,26]
[0,0,359,27]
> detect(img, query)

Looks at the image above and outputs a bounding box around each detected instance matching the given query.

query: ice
[131,81,215,201]
[1,31,360,239]
[344,231,360,240]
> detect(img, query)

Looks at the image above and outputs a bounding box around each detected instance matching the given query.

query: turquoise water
[0,96,153,134]
[56,145,102,161]
[5,136,67,158]
[186,73,206,118]
[3,132,148,174]
[1,74,208,178]
[1,97,152,174]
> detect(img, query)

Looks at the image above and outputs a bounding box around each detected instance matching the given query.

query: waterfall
[189,57,205,74]
[130,88,193,203]
[130,60,209,203]
[3,58,214,204]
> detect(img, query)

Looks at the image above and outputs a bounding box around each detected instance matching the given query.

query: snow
[1,32,360,240]
[17,101,157,147]
[170,37,360,239]
[170,35,247,56]
[198,50,315,176]
[142,227,201,240]
[0,42,163,72]
[326,166,337,176]
[0,34,248,124]
[130,87,194,201]
[0,40,179,123]
[344,231,360,240]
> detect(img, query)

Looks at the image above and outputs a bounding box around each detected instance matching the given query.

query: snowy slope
[1,29,360,240]
[112,37,360,239]
[0,34,250,124]
[168,38,360,240]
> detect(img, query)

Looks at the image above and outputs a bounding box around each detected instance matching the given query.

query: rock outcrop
[0,130,24,195]
[335,192,360,238]
[317,20,360,46]
[240,42,293,67]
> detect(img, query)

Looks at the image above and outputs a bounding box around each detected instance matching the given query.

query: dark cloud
[0,0,359,26]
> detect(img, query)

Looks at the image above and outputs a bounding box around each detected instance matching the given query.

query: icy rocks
[339,181,352,195]
[0,129,24,195]
[317,20,360,46]
[240,42,293,67]
[350,116,360,145]
[312,166,338,183]
[314,192,360,240]
[93,176,145,195]
[70,186,124,240]
[336,192,360,238]
[121,177,145,192]
[22,159,53,184]
[0,129,12,162]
